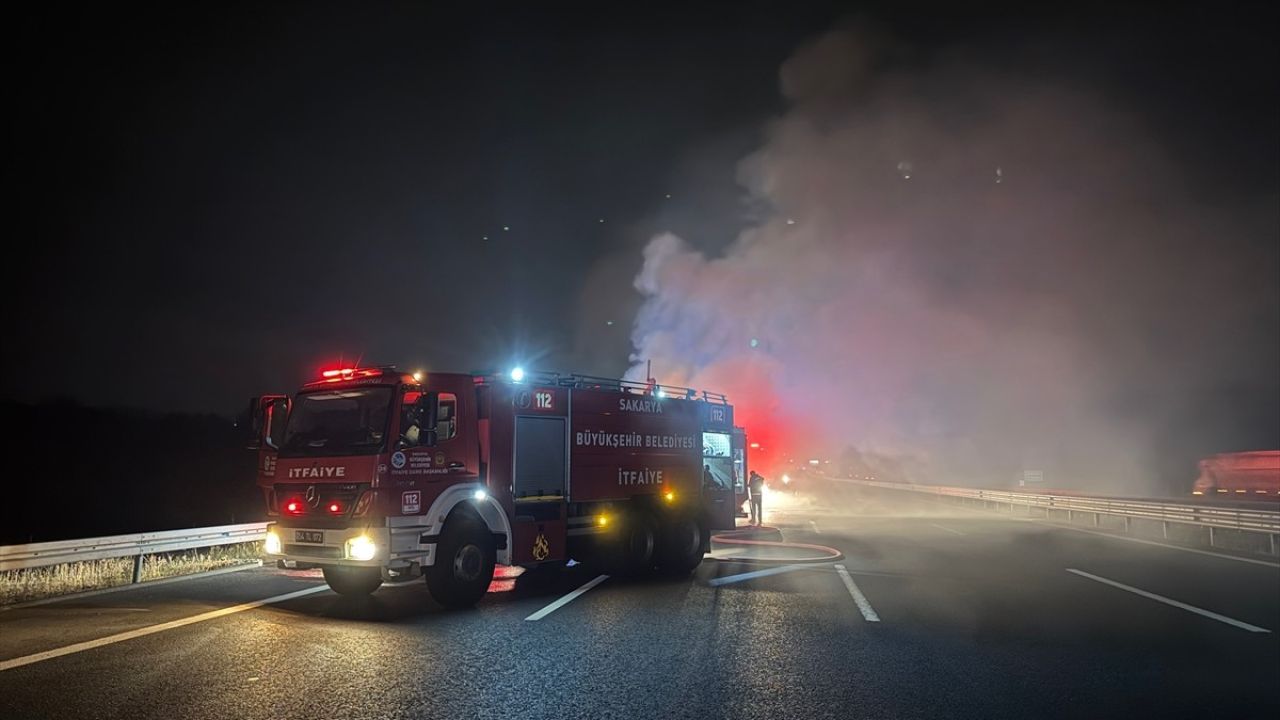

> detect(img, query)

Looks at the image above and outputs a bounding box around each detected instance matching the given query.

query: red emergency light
[284,499,304,515]
[328,502,342,514]
[317,367,385,383]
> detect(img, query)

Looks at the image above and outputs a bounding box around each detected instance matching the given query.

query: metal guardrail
[843,479,1280,555]
[0,523,268,581]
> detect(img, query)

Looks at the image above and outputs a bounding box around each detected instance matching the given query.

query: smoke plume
[626,27,1279,494]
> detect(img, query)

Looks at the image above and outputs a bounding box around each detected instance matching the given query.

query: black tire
[426,514,496,609]
[322,566,383,596]
[614,511,656,575]
[657,515,705,576]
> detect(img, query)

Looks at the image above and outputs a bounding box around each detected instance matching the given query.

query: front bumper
[265,523,437,569]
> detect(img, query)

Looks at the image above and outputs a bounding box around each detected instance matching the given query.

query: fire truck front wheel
[426,515,496,609]
[322,566,383,596]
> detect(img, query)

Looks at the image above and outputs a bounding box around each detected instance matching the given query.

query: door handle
[447,461,465,470]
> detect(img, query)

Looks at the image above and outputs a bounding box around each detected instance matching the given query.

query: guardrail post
[1271,533,1277,556]
[1162,521,1168,540]
[132,553,145,584]
[1123,516,1131,534]
[1208,525,1215,549]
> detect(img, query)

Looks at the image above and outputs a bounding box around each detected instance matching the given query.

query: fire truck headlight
[510,367,525,382]
[596,515,609,527]
[264,530,282,555]
[473,489,487,502]
[347,535,377,562]
[782,474,791,485]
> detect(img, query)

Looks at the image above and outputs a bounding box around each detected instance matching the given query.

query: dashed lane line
[835,564,881,622]
[524,575,609,621]
[1066,568,1271,633]
[928,522,965,536]
[0,585,330,672]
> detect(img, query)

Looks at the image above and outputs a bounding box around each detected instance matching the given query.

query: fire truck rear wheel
[426,515,496,609]
[657,516,704,575]
[322,566,383,596]
[616,512,656,575]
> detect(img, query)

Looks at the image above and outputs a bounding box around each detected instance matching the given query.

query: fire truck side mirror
[246,397,263,450]
[247,396,289,451]
[263,398,288,450]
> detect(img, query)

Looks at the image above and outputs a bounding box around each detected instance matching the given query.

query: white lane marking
[0,585,329,672]
[524,574,609,621]
[1051,525,1280,569]
[707,564,810,587]
[809,520,822,534]
[1066,569,1271,633]
[1,561,265,612]
[928,522,965,536]
[835,564,881,622]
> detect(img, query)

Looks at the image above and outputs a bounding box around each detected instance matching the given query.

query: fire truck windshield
[280,387,393,457]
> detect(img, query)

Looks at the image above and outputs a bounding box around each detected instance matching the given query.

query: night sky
[4,1,1276,432]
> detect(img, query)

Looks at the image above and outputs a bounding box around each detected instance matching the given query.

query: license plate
[294,530,324,544]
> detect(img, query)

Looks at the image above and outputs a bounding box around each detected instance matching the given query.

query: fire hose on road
[708,525,844,564]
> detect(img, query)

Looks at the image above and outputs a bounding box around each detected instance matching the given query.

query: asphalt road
[3,483,1278,719]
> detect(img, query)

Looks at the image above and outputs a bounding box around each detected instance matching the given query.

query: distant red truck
[1192,451,1280,498]
[249,367,747,606]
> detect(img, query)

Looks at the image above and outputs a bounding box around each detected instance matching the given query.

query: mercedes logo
[305,485,319,507]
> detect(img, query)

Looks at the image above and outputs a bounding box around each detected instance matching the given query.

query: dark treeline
[2,401,261,545]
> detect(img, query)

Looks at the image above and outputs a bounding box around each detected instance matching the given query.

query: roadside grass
[1,542,263,606]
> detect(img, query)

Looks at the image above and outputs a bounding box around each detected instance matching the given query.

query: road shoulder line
[0,584,329,672]
[1,561,266,612]
[1066,568,1271,633]
[1047,524,1280,568]
[708,564,810,587]
[923,496,1280,569]
[525,574,609,621]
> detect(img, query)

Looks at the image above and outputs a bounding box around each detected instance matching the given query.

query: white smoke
[625,27,1278,494]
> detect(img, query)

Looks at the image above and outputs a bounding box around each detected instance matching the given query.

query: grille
[274,483,365,519]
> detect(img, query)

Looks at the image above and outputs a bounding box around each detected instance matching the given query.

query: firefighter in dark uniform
[748,470,766,526]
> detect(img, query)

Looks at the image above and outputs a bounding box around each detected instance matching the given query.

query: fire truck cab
[248,367,747,607]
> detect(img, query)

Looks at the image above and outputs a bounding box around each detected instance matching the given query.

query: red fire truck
[1192,451,1280,498]
[248,367,748,607]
